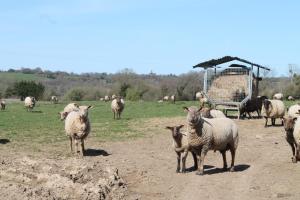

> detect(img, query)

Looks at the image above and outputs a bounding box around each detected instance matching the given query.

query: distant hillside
[0,68,296,101]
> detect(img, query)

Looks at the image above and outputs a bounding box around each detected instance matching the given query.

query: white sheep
[166,125,198,173]
[59,103,79,121]
[199,107,226,118]
[283,116,298,163]
[291,117,300,163]
[111,94,117,100]
[170,95,176,104]
[24,96,36,111]
[195,92,202,99]
[273,93,283,100]
[104,95,110,102]
[178,106,239,175]
[288,96,295,101]
[99,97,104,101]
[111,97,125,119]
[163,96,169,101]
[261,99,285,127]
[0,100,6,110]
[64,105,92,156]
[287,104,300,118]
[51,96,58,104]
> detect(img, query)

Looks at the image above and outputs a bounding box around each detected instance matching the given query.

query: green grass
[0,72,41,81]
[0,101,197,144]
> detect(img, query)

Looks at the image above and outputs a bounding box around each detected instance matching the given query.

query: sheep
[240,96,268,119]
[104,95,110,102]
[178,106,239,175]
[158,100,163,103]
[0,100,6,110]
[99,97,104,101]
[51,96,58,104]
[283,116,298,163]
[111,94,117,100]
[199,107,226,118]
[288,96,295,101]
[196,91,208,107]
[170,95,176,104]
[287,104,300,118]
[59,103,79,121]
[24,96,36,111]
[111,97,125,119]
[292,116,300,163]
[273,93,283,100]
[195,92,202,99]
[163,96,169,101]
[261,99,285,127]
[64,105,92,156]
[165,125,198,173]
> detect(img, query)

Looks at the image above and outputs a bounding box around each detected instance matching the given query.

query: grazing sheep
[288,96,295,101]
[165,125,198,173]
[158,100,163,103]
[163,96,169,101]
[283,116,298,163]
[178,106,239,175]
[51,96,58,104]
[24,96,36,111]
[99,97,104,101]
[170,95,176,104]
[240,96,268,119]
[111,97,125,119]
[64,105,92,156]
[59,103,79,121]
[199,107,226,118]
[273,93,283,100]
[0,100,6,110]
[104,95,110,102]
[262,99,285,127]
[287,104,300,118]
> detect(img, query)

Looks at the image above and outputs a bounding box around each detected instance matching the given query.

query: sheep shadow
[84,148,110,157]
[184,165,215,173]
[0,139,10,144]
[30,110,43,113]
[205,164,250,175]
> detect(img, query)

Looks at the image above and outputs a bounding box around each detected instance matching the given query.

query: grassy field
[0,101,198,145]
[0,72,42,81]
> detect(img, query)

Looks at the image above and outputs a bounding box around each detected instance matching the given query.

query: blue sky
[0,0,299,76]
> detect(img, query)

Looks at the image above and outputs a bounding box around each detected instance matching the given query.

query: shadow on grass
[0,139,10,144]
[205,164,250,175]
[31,110,43,113]
[84,148,110,157]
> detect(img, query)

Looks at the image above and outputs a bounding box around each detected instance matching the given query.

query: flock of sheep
[1,91,300,175]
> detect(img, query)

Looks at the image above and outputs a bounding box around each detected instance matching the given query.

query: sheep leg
[192,152,198,170]
[181,151,188,173]
[271,118,275,126]
[113,112,115,119]
[264,117,268,127]
[80,139,85,156]
[247,112,252,119]
[75,140,79,155]
[288,141,297,163]
[229,147,236,172]
[69,137,73,153]
[257,109,261,118]
[196,150,207,175]
[176,152,181,173]
[221,150,227,170]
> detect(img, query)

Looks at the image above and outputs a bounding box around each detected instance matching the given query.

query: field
[1,100,300,199]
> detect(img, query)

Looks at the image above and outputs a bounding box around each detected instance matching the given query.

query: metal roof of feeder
[193,56,270,71]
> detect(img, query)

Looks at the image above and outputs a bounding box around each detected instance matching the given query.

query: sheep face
[166,125,184,138]
[263,99,272,112]
[59,111,68,121]
[183,106,202,127]
[283,116,297,132]
[199,107,211,118]
[78,105,93,120]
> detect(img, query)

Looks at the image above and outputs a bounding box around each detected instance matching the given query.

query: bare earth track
[1,117,300,199]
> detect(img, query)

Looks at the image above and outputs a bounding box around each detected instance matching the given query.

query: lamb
[287,104,300,118]
[283,116,298,163]
[165,125,198,173]
[240,96,268,119]
[111,97,125,119]
[24,96,36,111]
[104,95,110,102]
[199,107,226,118]
[51,96,58,104]
[261,99,285,127]
[0,100,6,110]
[178,106,239,175]
[59,103,79,121]
[288,96,295,101]
[64,105,92,156]
[273,93,283,100]
[170,95,176,104]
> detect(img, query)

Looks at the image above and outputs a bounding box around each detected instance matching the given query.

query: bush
[67,89,85,101]
[13,81,45,100]
[126,88,141,101]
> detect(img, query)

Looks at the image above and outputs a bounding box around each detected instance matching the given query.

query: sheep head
[78,105,93,122]
[263,99,272,112]
[183,106,203,127]
[166,125,184,138]
[59,111,68,121]
[283,116,297,132]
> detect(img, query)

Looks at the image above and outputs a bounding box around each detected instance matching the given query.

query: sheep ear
[183,107,189,112]
[178,125,184,129]
[74,103,79,108]
[294,117,298,122]
[198,107,203,112]
[165,126,173,130]
[88,105,93,109]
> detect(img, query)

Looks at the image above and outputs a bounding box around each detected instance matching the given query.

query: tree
[13,81,45,100]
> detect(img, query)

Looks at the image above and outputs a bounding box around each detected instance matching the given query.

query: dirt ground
[1,117,300,200]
